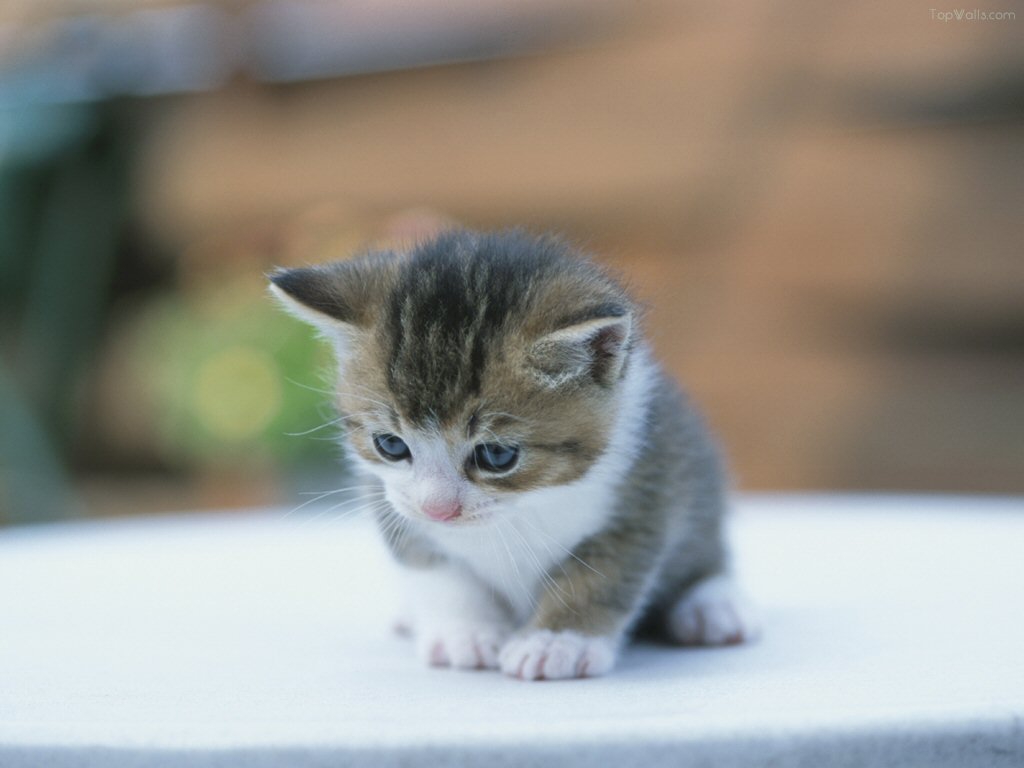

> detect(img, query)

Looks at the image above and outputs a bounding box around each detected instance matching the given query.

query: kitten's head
[270,230,638,526]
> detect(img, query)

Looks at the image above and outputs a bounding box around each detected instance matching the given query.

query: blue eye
[473,443,519,472]
[374,433,411,461]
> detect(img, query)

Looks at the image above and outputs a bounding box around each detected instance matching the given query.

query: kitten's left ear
[529,312,633,387]
[268,259,384,359]
[268,263,367,326]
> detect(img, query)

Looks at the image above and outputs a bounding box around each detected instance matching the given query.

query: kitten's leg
[665,572,760,646]
[498,517,663,681]
[376,507,512,669]
[403,564,513,670]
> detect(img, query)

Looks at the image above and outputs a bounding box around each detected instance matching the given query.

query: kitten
[270,229,758,680]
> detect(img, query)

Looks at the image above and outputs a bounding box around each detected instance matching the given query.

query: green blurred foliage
[129,280,341,470]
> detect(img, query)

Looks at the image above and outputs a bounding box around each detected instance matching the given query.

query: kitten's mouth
[399,504,495,527]
[419,510,492,527]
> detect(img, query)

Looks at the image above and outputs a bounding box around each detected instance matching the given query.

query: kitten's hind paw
[415,623,508,670]
[667,573,761,646]
[499,630,617,681]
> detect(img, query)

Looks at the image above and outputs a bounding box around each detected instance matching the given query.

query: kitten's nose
[421,500,462,522]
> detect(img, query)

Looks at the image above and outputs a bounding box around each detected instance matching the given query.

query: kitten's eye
[373,433,411,462]
[473,443,519,473]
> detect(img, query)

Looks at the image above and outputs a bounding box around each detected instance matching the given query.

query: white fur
[499,630,617,680]
[667,573,761,646]
[401,565,512,669]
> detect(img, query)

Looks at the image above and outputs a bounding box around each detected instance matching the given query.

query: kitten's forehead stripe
[378,230,628,426]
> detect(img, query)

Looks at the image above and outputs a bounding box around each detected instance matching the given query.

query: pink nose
[421,500,462,521]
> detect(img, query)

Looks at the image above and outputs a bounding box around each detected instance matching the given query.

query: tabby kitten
[270,230,758,680]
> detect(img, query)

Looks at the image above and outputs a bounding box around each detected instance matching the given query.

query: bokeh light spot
[193,346,282,443]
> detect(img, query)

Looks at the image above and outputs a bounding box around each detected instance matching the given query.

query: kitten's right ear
[268,265,360,329]
[268,262,377,360]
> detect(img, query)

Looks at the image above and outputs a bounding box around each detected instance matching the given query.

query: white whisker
[514,511,607,580]
[495,519,537,613]
[284,377,337,397]
[281,485,377,518]
[297,491,388,527]
[284,410,376,437]
[515,515,577,600]
[504,518,574,614]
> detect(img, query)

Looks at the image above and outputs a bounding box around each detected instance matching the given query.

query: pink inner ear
[592,322,628,358]
[529,314,631,385]
[586,319,631,384]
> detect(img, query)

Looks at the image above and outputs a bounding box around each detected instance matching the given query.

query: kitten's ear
[268,261,380,359]
[268,265,359,329]
[529,312,633,387]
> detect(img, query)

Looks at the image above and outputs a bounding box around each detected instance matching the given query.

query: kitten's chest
[424,474,617,621]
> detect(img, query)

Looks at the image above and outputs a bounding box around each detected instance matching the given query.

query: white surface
[1,495,1023,767]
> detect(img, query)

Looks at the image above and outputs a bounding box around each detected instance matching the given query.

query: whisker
[336,385,394,413]
[281,483,383,518]
[285,377,337,397]
[391,512,412,555]
[298,492,388,527]
[376,508,409,551]
[515,515,577,600]
[514,511,607,580]
[486,524,515,606]
[329,498,392,525]
[347,382,390,399]
[504,519,574,614]
[479,425,502,445]
[495,519,537,613]
[284,410,376,437]
[297,484,382,496]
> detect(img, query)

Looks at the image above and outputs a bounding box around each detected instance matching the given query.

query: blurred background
[1,0,1022,525]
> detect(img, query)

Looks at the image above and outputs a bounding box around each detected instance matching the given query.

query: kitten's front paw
[415,623,509,670]
[667,574,761,646]
[499,630,617,681]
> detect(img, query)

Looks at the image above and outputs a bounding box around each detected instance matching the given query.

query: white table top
[2,495,1022,767]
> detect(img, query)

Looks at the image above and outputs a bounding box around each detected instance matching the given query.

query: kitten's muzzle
[421,499,463,522]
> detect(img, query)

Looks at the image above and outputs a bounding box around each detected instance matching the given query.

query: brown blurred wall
[132,0,1024,493]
